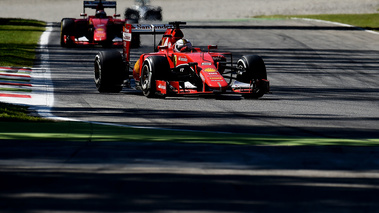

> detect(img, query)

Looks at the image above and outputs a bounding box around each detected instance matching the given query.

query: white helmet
[174,39,192,52]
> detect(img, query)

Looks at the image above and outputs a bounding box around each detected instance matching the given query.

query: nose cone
[94,28,106,41]
[93,19,109,41]
[200,67,228,91]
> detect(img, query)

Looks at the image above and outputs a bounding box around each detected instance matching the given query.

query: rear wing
[131,24,172,34]
[82,1,118,17]
[83,1,117,9]
[123,24,173,62]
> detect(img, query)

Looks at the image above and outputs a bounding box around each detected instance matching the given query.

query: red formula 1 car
[60,0,125,47]
[94,22,270,99]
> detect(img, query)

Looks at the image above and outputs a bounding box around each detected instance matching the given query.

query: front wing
[154,80,270,96]
[64,35,123,46]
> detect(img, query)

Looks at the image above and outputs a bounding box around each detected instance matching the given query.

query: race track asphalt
[43,19,379,139]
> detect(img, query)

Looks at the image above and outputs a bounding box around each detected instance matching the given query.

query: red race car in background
[94,22,270,99]
[60,0,126,47]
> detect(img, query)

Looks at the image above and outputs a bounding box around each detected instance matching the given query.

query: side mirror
[114,14,121,17]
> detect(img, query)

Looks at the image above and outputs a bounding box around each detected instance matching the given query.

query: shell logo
[203,68,217,73]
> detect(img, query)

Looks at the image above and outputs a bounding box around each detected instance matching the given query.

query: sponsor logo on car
[209,77,223,80]
[134,24,152,30]
[158,84,166,90]
[123,32,132,41]
[178,56,187,62]
[203,68,217,73]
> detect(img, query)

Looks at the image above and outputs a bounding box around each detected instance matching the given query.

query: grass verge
[1,121,379,146]
[254,13,379,31]
[0,102,48,122]
[0,19,48,120]
[0,18,46,67]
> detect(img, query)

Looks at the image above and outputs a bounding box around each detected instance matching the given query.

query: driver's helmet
[96,10,107,18]
[174,39,192,52]
[170,29,184,44]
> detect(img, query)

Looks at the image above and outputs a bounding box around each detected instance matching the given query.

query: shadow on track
[1,141,379,213]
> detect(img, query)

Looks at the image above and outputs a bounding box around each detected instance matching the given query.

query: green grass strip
[0,88,32,92]
[254,13,379,31]
[1,121,379,146]
[0,18,46,67]
[0,102,47,122]
[0,78,30,82]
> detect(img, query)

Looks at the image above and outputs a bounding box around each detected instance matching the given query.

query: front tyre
[237,55,268,99]
[60,18,75,47]
[94,50,125,93]
[140,56,170,98]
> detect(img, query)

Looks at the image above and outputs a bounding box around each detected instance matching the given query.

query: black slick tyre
[237,55,267,99]
[140,56,170,98]
[94,50,124,93]
[60,18,75,47]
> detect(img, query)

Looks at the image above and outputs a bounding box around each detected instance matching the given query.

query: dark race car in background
[60,0,126,47]
[124,0,162,22]
[94,22,270,99]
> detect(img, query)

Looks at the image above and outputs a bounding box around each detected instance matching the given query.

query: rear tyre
[140,56,170,98]
[237,55,267,99]
[94,50,125,93]
[60,18,75,47]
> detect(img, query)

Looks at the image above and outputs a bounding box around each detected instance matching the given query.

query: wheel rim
[141,64,151,91]
[94,57,101,86]
[237,61,245,72]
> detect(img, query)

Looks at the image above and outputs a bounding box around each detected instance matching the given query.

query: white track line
[33,23,75,121]
[293,17,379,35]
